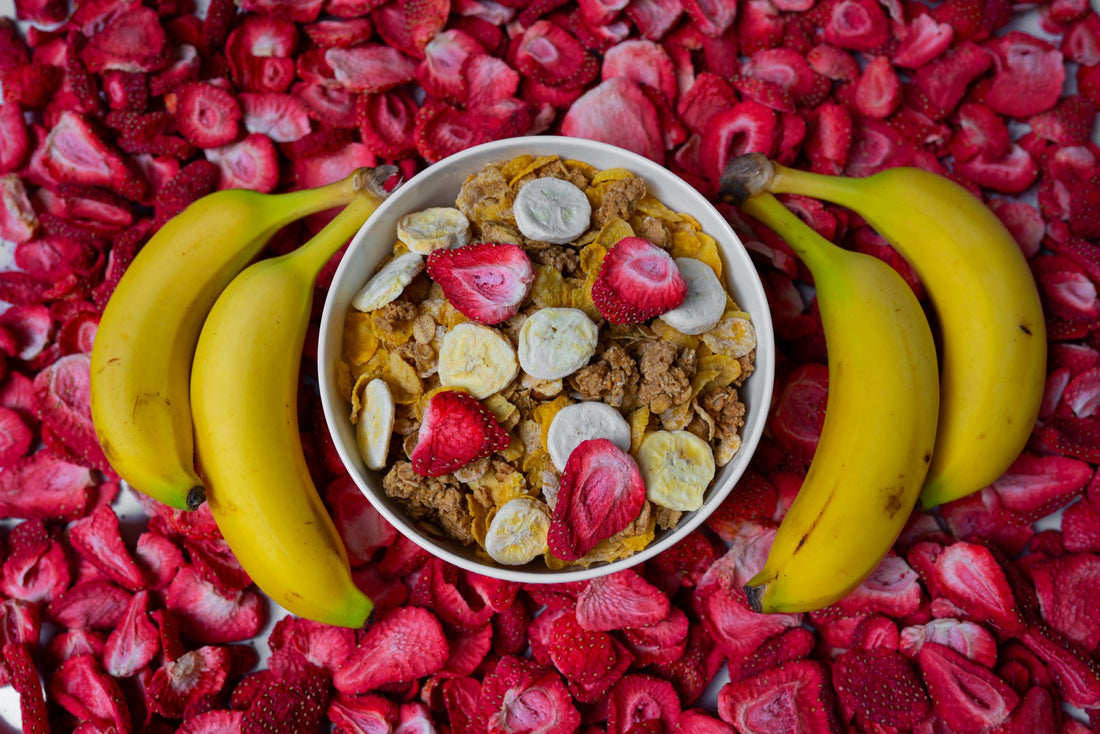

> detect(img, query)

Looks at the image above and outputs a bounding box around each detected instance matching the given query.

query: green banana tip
[717,153,774,207]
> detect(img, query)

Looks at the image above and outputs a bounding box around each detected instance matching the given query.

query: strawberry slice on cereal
[591,236,687,324]
[409,389,510,477]
[547,438,647,562]
[426,241,535,324]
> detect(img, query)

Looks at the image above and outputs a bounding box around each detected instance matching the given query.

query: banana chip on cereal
[355,378,395,470]
[396,207,471,254]
[701,314,757,358]
[485,497,551,565]
[438,323,518,399]
[636,430,715,512]
[351,252,424,312]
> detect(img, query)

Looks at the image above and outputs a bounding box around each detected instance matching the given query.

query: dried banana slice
[546,401,632,471]
[701,314,757,358]
[396,207,471,254]
[513,177,592,244]
[659,257,727,335]
[355,378,395,470]
[517,307,598,381]
[484,497,551,565]
[438,322,518,398]
[636,429,715,511]
[351,252,424,312]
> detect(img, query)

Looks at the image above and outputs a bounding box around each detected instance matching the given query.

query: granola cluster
[339,154,756,569]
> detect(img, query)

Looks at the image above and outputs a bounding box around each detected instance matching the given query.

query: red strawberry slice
[426,242,534,324]
[981,32,1065,119]
[239,92,311,143]
[546,438,647,561]
[333,606,450,693]
[560,77,664,164]
[102,590,159,678]
[0,102,30,175]
[820,0,890,51]
[834,648,930,728]
[928,541,1026,635]
[676,72,739,135]
[303,18,375,48]
[205,133,281,193]
[700,100,780,182]
[717,659,841,732]
[590,236,687,324]
[174,82,242,149]
[42,111,147,201]
[575,569,670,631]
[606,674,681,734]
[372,0,449,59]
[1063,497,1100,553]
[917,642,1018,732]
[852,55,901,119]
[3,643,49,734]
[1028,553,1100,653]
[730,626,816,683]
[325,44,419,93]
[988,452,1092,520]
[409,389,510,477]
[892,12,954,68]
[949,102,1011,162]
[601,38,677,102]
[416,28,484,103]
[909,41,993,121]
[514,20,598,89]
[1018,625,1100,710]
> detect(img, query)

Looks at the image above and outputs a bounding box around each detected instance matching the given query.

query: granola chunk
[569,344,639,409]
[701,386,746,441]
[634,215,671,249]
[634,339,693,414]
[383,461,475,544]
[592,176,647,228]
[374,300,418,338]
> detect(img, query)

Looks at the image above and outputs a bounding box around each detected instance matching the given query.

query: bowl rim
[318,135,776,583]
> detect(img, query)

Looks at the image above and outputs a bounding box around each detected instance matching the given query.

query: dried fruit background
[1,0,1100,731]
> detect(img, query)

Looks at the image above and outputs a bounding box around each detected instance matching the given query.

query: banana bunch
[731,191,941,614]
[719,155,1046,613]
[722,154,1046,509]
[91,170,370,511]
[92,166,396,627]
[190,167,394,628]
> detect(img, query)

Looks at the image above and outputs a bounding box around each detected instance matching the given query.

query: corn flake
[670,229,723,279]
[701,314,757,358]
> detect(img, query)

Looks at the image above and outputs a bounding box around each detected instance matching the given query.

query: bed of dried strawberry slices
[2,0,1100,730]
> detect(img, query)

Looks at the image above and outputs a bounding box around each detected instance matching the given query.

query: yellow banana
[721,154,1046,509]
[91,171,370,510]
[190,166,395,627]
[735,192,939,614]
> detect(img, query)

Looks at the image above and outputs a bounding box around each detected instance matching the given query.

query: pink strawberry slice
[547,438,647,562]
[591,236,687,324]
[409,390,510,477]
[425,242,534,324]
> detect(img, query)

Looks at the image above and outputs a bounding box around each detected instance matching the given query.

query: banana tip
[354,165,402,200]
[744,582,766,614]
[186,485,206,510]
[717,153,774,206]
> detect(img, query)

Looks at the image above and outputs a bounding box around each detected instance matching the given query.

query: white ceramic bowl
[319,136,775,583]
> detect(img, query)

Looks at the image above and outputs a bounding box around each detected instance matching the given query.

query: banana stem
[272,166,380,219]
[284,166,399,278]
[739,193,840,275]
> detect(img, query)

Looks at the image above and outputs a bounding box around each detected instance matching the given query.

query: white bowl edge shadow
[318,135,776,584]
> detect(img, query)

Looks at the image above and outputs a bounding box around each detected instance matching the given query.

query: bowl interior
[319,136,775,583]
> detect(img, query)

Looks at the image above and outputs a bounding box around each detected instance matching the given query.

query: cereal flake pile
[339,154,757,569]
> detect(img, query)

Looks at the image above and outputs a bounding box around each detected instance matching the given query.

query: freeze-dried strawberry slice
[409,390,510,477]
[700,101,779,182]
[478,655,579,734]
[356,89,419,160]
[676,73,738,135]
[1064,497,1100,553]
[852,55,900,119]
[48,653,132,732]
[413,99,491,163]
[546,609,635,702]
[909,41,994,121]
[834,648,930,728]
[417,28,485,102]
[591,236,686,324]
[899,618,999,667]
[0,174,37,242]
[102,589,159,678]
[165,567,266,645]
[1029,95,1097,147]
[833,553,923,618]
[989,452,1091,520]
[236,92,311,144]
[0,452,96,522]
[981,32,1065,119]
[648,530,724,590]
[3,644,48,734]
[606,674,681,734]
[717,660,840,732]
[925,541,1025,635]
[0,601,39,687]
[184,536,252,593]
[1018,625,1100,709]
[241,0,324,22]
[624,0,684,41]
[514,20,598,89]
[269,616,356,682]
[325,476,396,566]
[731,626,816,682]
[1027,553,1100,653]
[146,645,233,718]
[333,606,450,694]
[42,111,146,201]
[601,38,677,102]
[205,133,280,193]
[46,580,132,630]
[547,438,647,561]
[769,362,828,466]
[426,242,534,324]
[0,405,32,469]
[954,143,1039,195]
[463,54,520,109]
[917,642,1018,731]
[819,0,890,51]
[893,12,954,68]
[560,77,664,163]
[68,504,147,591]
[81,5,170,74]
[327,694,398,734]
[154,158,221,225]
[620,606,689,666]
[242,663,330,734]
[1,519,71,604]
[34,352,110,471]
[373,0,449,59]
[948,102,1011,162]
[325,44,419,94]
[575,569,670,631]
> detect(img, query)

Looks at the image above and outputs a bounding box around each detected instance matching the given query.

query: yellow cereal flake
[670,230,723,279]
[634,195,686,226]
[650,319,700,351]
[500,434,524,462]
[344,311,380,366]
[595,218,634,249]
[534,394,572,453]
[468,495,493,547]
[691,369,721,398]
[383,350,423,404]
[483,394,518,425]
[545,512,657,569]
[501,154,539,181]
[531,265,568,309]
[334,359,354,402]
[578,242,607,276]
[563,159,598,179]
[508,155,560,185]
[591,167,635,184]
[698,354,742,390]
[628,406,650,453]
